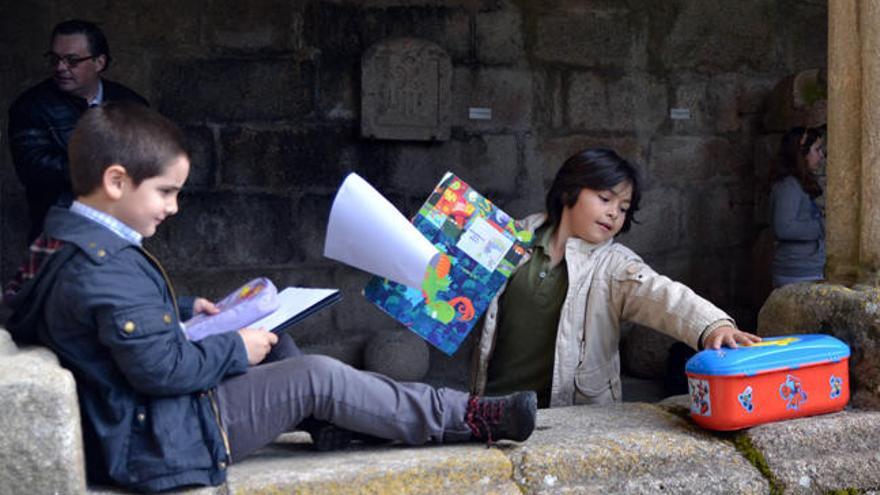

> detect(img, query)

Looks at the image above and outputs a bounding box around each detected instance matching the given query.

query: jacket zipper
[208,389,233,462]
[139,247,233,463]
[139,248,181,320]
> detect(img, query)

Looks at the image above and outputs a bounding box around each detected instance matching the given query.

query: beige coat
[470,213,732,407]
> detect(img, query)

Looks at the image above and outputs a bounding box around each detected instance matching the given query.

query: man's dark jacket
[7,78,148,241]
[5,207,249,493]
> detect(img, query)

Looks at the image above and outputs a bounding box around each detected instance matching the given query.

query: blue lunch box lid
[685,334,851,377]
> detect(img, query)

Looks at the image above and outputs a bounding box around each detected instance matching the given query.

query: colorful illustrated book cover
[364,172,534,355]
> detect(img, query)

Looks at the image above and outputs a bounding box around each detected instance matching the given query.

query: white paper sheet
[249,287,338,331]
[324,173,439,289]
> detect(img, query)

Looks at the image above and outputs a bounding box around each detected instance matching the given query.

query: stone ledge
[4,327,880,494]
[226,439,518,495]
[509,401,765,494]
[0,342,86,495]
[747,408,880,494]
[90,402,880,494]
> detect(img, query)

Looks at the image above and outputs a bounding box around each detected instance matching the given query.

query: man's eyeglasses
[44,53,95,69]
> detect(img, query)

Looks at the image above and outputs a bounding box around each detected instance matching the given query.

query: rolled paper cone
[324,172,440,290]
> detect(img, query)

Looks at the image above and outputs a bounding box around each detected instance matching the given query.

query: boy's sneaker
[299,418,391,451]
[465,391,537,445]
[301,419,354,452]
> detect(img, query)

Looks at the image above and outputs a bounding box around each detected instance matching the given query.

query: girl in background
[770,127,825,287]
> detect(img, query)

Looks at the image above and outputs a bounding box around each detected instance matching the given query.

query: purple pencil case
[183,277,280,341]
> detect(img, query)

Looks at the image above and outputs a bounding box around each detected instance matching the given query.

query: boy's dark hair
[68,101,187,196]
[51,19,112,71]
[545,148,641,233]
[772,126,822,198]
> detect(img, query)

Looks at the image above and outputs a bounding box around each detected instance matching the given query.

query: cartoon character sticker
[435,182,476,228]
[830,375,843,399]
[738,386,754,413]
[749,337,800,347]
[688,378,711,416]
[779,374,808,410]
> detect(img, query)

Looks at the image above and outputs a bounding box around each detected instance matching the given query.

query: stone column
[859,2,880,281]
[826,0,880,284]
[825,0,860,283]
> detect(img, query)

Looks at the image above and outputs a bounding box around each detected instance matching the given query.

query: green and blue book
[363,172,534,355]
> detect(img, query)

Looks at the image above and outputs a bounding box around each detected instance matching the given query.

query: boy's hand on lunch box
[703,325,762,350]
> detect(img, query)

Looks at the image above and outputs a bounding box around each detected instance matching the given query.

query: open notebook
[183,278,340,341]
[249,287,340,334]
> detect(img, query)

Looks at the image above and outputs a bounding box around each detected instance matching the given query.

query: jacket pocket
[574,364,620,405]
[111,304,177,339]
[126,397,214,480]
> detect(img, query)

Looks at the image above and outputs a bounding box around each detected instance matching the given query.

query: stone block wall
[0,1,827,387]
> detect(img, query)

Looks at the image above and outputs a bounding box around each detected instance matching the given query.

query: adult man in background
[8,19,148,242]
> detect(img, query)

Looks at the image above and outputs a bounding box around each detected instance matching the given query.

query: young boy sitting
[3,102,537,493]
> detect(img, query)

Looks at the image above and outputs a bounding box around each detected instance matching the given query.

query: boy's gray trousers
[214,334,473,462]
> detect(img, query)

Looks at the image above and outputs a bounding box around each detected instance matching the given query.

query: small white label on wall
[469,107,492,120]
[670,108,691,120]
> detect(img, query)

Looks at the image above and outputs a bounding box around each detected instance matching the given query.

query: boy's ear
[103,164,130,200]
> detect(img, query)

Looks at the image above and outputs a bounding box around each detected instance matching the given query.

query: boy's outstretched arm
[612,258,758,351]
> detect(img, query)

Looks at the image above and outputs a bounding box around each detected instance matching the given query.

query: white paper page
[249,287,337,331]
[323,172,439,289]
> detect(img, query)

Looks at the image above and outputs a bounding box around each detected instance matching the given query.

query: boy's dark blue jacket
[6,206,250,493]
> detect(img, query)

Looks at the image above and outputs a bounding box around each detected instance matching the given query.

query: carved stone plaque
[361,38,451,141]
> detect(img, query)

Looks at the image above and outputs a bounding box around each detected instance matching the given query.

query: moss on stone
[730,433,784,495]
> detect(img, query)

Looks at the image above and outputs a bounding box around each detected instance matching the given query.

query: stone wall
[0,1,828,387]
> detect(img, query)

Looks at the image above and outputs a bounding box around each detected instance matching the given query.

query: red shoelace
[465,396,505,446]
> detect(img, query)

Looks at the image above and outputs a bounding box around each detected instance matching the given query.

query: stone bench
[4,326,880,494]
[0,329,86,494]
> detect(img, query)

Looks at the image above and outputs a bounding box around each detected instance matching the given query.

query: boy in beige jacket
[471,148,760,408]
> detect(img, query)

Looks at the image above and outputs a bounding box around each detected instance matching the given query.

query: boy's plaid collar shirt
[3,202,141,304]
